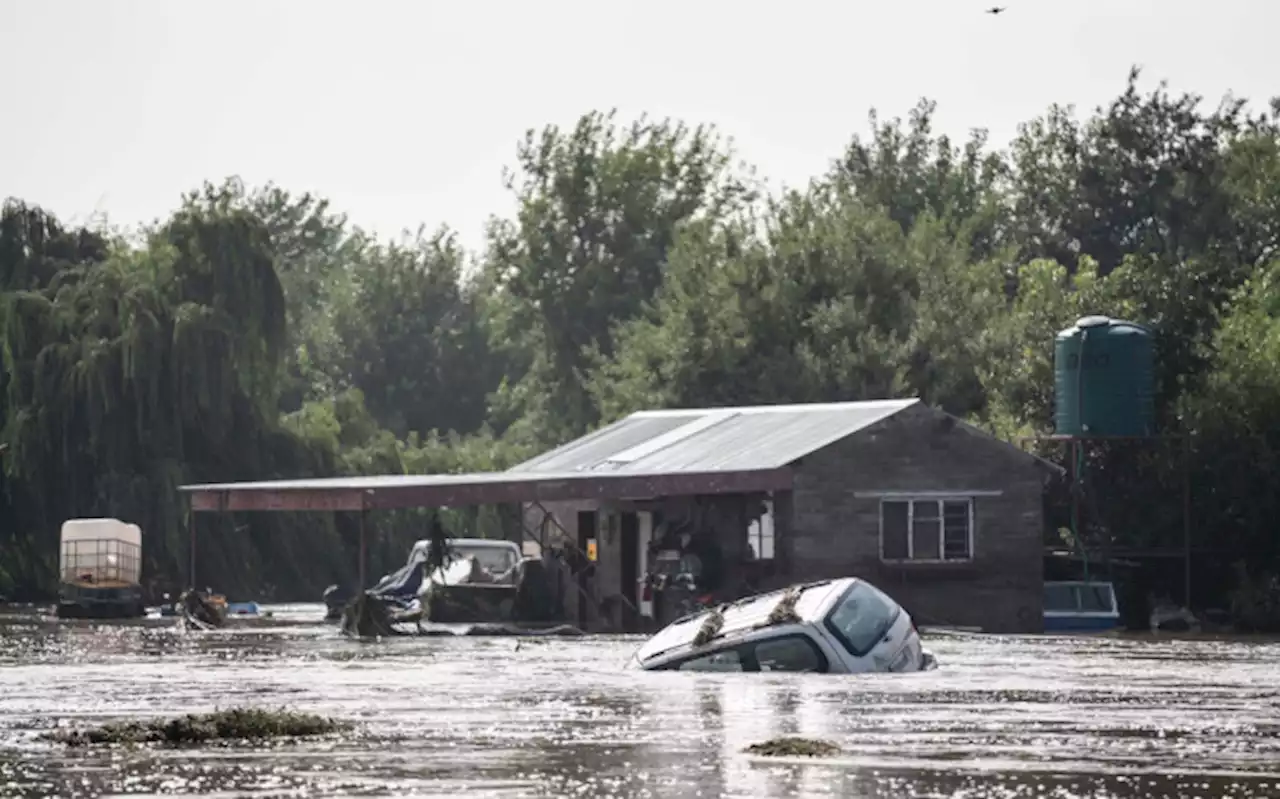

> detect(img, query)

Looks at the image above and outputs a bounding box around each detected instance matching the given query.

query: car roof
[635,578,852,664]
[449,539,519,549]
[411,538,519,550]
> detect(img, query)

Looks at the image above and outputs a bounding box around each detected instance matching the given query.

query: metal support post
[187,503,196,590]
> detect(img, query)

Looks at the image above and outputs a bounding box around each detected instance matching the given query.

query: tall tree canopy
[3,69,1280,616]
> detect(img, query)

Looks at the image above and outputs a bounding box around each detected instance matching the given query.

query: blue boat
[1043,580,1121,633]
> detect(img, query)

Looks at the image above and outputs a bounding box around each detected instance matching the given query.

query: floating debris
[764,585,803,627]
[341,592,403,638]
[180,589,227,630]
[692,607,725,647]
[743,736,842,757]
[44,708,346,747]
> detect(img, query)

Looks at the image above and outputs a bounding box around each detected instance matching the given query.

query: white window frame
[748,498,775,561]
[878,496,975,563]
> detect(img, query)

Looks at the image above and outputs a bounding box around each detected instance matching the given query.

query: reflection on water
[2,604,1280,797]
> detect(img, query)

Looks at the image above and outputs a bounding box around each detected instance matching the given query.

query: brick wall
[788,403,1048,633]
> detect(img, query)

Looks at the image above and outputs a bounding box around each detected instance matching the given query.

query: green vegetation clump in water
[744,736,842,757]
[44,708,346,747]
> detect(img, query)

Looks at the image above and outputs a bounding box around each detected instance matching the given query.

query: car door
[744,633,831,673]
[670,646,748,672]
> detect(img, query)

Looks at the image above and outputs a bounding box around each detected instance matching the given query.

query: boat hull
[1043,613,1121,633]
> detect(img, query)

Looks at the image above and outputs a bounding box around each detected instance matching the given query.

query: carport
[178,468,793,594]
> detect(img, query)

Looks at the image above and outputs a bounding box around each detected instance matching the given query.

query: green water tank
[1054,315,1155,437]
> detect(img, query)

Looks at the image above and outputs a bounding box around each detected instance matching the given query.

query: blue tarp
[369,558,427,600]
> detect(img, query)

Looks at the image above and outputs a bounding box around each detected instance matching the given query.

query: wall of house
[524,494,764,631]
[787,404,1047,633]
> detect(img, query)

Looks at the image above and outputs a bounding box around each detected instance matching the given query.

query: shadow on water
[3,604,1280,797]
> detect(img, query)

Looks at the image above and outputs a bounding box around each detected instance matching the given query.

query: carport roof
[179,467,793,512]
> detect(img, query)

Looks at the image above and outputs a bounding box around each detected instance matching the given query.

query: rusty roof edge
[176,467,794,494]
[182,467,796,512]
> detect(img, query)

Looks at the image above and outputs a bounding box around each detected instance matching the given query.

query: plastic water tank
[1053,315,1155,437]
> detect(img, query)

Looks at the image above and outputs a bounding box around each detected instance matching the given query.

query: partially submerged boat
[629,577,935,673]
[178,589,229,630]
[1043,580,1121,633]
[338,537,565,637]
[55,518,146,620]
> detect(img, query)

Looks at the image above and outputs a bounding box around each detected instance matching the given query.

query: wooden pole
[187,502,196,590]
[1183,435,1193,608]
[358,509,368,590]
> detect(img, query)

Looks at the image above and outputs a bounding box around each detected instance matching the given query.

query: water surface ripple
[2,604,1278,798]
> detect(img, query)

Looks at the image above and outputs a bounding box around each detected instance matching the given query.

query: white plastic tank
[59,518,143,585]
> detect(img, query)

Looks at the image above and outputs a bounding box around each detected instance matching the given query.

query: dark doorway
[576,510,597,626]
[620,511,639,630]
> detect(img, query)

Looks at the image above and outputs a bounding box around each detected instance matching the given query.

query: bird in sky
[987,6,1007,13]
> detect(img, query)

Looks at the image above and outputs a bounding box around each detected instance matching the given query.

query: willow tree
[0,202,111,594]
[0,192,355,597]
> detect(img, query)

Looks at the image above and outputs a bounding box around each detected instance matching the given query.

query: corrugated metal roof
[510,399,920,474]
[510,414,693,474]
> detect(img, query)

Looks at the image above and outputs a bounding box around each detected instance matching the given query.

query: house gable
[793,401,1059,483]
[785,401,1046,633]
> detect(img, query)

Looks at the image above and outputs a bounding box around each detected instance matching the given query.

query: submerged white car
[630,577,934,674]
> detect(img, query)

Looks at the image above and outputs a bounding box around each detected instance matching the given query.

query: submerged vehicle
[629,577,934,673]
[1043,580,1121,633]
[55,518,146,620]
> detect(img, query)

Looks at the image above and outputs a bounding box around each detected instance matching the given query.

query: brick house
[510,399,1058,634]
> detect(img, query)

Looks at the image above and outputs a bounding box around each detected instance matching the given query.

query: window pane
[677,649,743,672]
[911,501,941,560]
[1044,584,1078,611]
[754,636,825,673]
[942,500,971,560]
[882,502,909,559]
[823,581,900,657]
[761,529,775,560]
[1079,584,1113,612]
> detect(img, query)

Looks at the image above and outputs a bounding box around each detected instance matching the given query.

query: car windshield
[451,544,518,575]
[822,580,900,657]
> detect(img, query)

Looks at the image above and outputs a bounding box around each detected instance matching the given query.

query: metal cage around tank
[60,537,143,585]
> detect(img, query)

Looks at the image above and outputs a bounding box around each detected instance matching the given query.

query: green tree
[328,229,497,439]
[485,110,756,446]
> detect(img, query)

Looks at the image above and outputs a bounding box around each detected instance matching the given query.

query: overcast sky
[2,0,1276,252]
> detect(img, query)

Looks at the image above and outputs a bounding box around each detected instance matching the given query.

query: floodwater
[1,606,1279,798]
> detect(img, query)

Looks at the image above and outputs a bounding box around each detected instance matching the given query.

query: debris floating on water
[743,736,842,757]
[43,708,346,747]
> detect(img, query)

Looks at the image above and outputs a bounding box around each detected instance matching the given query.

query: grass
[44,707,347,747]
[743,736,842,757]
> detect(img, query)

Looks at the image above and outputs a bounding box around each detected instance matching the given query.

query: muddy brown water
[1,604,1278,798]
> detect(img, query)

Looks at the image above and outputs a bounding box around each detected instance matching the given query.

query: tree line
[2,68,1278,617]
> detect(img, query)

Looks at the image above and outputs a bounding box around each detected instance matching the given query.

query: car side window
[752,635,828,673]
[676,649,744,672]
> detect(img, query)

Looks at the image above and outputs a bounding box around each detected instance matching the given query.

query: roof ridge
[629,398,918,418]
